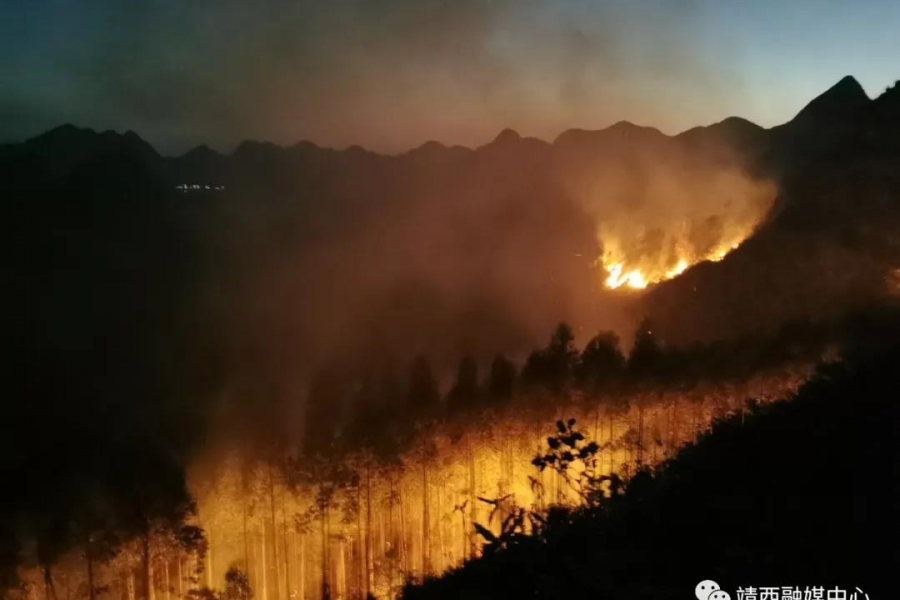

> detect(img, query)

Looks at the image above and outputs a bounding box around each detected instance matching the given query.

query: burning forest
[3,2,900,597]
[9,319,823,600]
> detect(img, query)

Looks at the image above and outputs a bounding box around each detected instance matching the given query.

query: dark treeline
[399,308,900,600]
[192,316,830,600]
[3,75,899,600]
[0,309,834,599]
[3,184,221,599]
[302,316,834,463]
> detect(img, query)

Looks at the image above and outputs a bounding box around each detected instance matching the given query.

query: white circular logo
[695,580,723,600]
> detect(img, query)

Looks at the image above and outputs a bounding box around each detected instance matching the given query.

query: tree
[447,356,480,415]
[407,356,440,419]
[521,323,579,394]
[108,445,202,600]
[487,354,516,405]
[303,367,344,456]
[531,419,615,508]
[576,331,625,394]
[71,490,121,600]
[288,454,354,600]
[224,566,252,600]
[627,318,665,385]
[628,319,675,467]
[34,513,69,600]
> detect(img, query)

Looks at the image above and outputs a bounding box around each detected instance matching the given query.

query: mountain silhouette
[791,75,870,124]
[641,78,900,343]
[4,75,900,354]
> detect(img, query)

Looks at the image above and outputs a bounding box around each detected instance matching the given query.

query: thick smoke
[186,125,777,450]
[1,0,744,153]
[558,131,777,283]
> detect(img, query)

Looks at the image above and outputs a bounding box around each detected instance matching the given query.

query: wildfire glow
[602,243,744,290]
[583,165,777,292]
[604,262,649,289]
[665,259,689,279]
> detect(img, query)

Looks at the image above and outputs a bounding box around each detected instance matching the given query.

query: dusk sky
[2,0,898,154]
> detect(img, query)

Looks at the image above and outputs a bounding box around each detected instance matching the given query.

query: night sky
[1,0,898,154]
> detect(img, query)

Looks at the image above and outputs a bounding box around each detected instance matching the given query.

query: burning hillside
[594,169,777,290]
[3,74,900,600]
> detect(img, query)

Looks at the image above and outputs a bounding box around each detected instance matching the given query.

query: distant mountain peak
[553,120,664,149]
[492,128,522,144]
[414,140,447,152]
[48,123,84,134]
[233,139,284,158]
[717,116,761,129]
[607,120,640,131]
[832,74,866,93]
[791,75,869,124]
[182,144,222,160]
[876,80,900,104]
[29,123,94,144]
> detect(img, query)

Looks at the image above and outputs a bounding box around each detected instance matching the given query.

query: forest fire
[6,31,896,598]
[8,314,822,600]
[584,163,777,291]
[602,244,738,290]
[187,370,813,600]
[184,377,807,600]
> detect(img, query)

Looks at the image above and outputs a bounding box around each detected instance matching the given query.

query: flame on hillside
[602,240,741,290]
[587,169,777,291]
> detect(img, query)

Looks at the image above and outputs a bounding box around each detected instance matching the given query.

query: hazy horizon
[3,0,899,155]
[2,73,890,158]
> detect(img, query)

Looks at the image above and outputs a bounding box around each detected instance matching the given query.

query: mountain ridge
[10,75,891,161]
[5,75,900,350]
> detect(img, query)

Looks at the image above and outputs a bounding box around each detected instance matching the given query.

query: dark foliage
[521,323,580,394]
[400,337,899,600]
[486,354,517,405]
[447,356,481,415]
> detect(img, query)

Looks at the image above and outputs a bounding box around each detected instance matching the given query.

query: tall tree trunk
[177,556,184,599]
[261,527,269,600]
[86,544,96,600]
[320,497,330,600]
[637,403,645,468]
[398,485,407,576]
[609,413,614,475]
[43,564,59,600]
[388,477,396,595]
[127,571,135,600]
[421,464,430,578]
[142,531,154,600]
[299,535,306,600]
[337,538,346,600]
[436,484,445,574]
[268,467,280,600]
[467,447,477,558]
[506,440,515,499]
[205,525,213,590]
[356,483,364,599]
[243,484,250,572]
[458,502,466,565]
[280,485,291,599]
[667,395,674,458]
[164,559,171,600]
[365,465,373,597]
[252,535,259,600]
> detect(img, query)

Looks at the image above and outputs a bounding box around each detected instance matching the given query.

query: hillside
[643,76,900,343]
[399,311,900,600]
